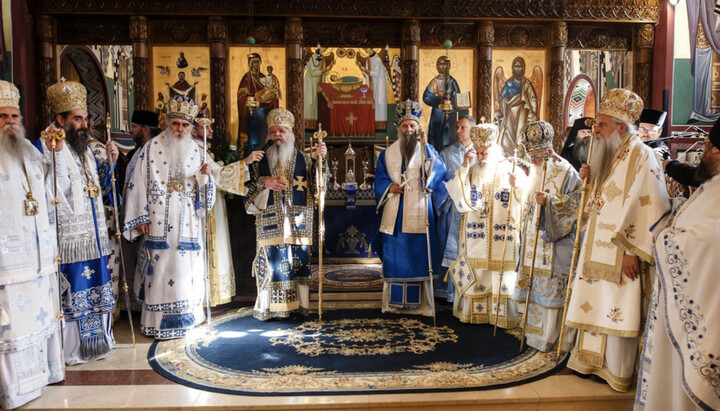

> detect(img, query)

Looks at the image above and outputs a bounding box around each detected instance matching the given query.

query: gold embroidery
[594,240,614,249]
[639,195,651,206]
[603,180,623,202]
[293,175,307,192]
[597,222,617,231]
[580,301,593,313]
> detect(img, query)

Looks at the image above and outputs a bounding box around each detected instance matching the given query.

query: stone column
[401,19,420,102]
[476,21,494,123]
[285,17,304,148]
[208,17,227,149]
[34,15,55,127]
[634,24,654,108]
[130,16,150,111]
[549,21,568,152]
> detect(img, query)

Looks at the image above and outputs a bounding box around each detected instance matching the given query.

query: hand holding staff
[556,118,596,362]
[494,148,518,336]
[314,124,327,322]
[105,114,136,347]
[520,158,548,351]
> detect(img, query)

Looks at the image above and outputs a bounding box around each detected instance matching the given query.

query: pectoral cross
[345,113,358,126]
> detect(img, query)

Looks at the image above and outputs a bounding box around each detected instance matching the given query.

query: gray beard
[590,130,623,186]
[0,125,31,161]
[399,131,419,165]
[694,156,717,183]
[163,130,194,176]
[266,135,296,172]
[573,137,590,163]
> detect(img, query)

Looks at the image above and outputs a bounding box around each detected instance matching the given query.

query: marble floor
[18,306,636,410]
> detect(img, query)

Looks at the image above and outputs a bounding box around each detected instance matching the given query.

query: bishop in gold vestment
[565,89,670,392]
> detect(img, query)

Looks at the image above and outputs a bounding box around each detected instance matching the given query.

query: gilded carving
[58,19,130,45]
[495,25,546,48]
[477,21,494,45]
[285,18,303,44]
[477,60,493,121]
[402,60,419,102]
[636,24,654,48]
[151,20,207,44]
[635,62,651,107]
[421,23,474,47]
[37,57,55,127]
[207,17,227,43]
[403,20,421,45]
[549,61,565,152]
[567,26,630,50]
[287,58,304,147]
[210,57,226,147]
[34,15,54,42]
[549,22,568,47]
[340,23,366,46]
[304,21,400,48]
[133,57,150,111]
[228,21,284,45]
[31,1,659,22]
[129,16,148,42]
[509,27,530,48]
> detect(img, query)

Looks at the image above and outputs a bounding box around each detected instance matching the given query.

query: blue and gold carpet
[148,308,568,395]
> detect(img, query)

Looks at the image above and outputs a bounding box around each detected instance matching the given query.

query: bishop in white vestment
[123,96,215,339]
[0,80,64,409]
[38,80,118,364]
[191,120,264,306]
[565,89,670,392]
[635,125,720,410]
[446,122,525,327]
[512,121,581,352]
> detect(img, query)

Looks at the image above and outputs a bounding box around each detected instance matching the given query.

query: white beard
[590,129,624,186]
[266,133,296,172]
[524,162,544,204]
[162,129,194,177]
[0,124,32,162]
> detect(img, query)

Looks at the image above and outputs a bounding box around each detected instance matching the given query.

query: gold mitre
[267,108,295,129]
[470,123,498,148]
[167,95,199,122]
[0,80,20,110]
[521,120,554,153]
[598,88,644,125]
[47,79,87,114]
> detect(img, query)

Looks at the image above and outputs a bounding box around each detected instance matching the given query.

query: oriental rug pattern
[148,308,568,395]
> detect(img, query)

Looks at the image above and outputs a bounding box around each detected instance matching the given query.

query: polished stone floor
[18,304,635,410]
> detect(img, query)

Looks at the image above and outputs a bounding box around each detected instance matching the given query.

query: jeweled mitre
[267,108,295,129]
[167,95,199,122]
[521,120,554,153]
[470,123,498,148]
[598,88,644,125]
[47,80,87,114]
[0,80,20,110]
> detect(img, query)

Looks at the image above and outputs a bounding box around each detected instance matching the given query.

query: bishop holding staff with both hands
[243,108,327,321]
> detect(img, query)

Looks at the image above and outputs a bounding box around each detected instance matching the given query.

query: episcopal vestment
[565,133,670,392]
[123,133,216,339]
[194,139,249,305]
[635,171,720,410]
[434,141,475,301]
[37,136,116,364]
[446,157,525,327]
[244,149,323,320]
[88,139,122,319]
[375,140,446,316]
[512,155,581,352]
[0,137,63,408]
